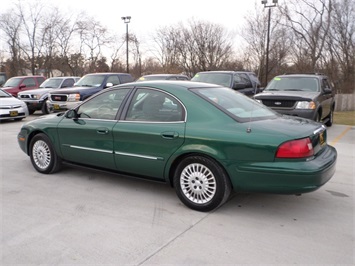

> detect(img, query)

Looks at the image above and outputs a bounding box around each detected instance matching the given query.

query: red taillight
[276,138,314,158]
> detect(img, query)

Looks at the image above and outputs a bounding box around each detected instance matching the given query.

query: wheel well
[25,130,43,155]
[168,152,232,189]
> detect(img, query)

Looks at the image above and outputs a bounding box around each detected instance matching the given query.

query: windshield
[3,77,22,87]
[75,75,106,87]
[192,73,232,87]
[191,87,277,122]
[0,89,11,97]
[265,77,319,92]
[40,78,62,88]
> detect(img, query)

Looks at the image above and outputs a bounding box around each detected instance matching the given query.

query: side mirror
[19,84,26,89]
[65,109,78,119]
[105,82,114,88]
[324,87,332,94]
[233,82,246,90]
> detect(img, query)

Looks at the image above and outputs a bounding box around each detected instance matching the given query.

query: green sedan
[17,81,337,212]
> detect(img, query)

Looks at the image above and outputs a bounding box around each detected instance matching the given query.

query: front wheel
[41,99,49,114]
[325,109,333,127]
[29,133,62,174]
[173,155,232,212]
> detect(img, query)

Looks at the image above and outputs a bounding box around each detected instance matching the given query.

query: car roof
[275,74,326,79]
[8,75,44,79]
[196,71,255,74]
[85,73,130,76]
[116,80,221,90]
[142,74,187,77]
[46,76,80,79]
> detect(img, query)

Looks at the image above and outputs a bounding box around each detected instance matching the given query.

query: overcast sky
[2,0,265,41]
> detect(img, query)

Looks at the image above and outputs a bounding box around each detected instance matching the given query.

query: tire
[325,109,333,127]
[29,133,62,174]
[41,99,49,114]
[173,155,232,212]
[28,109,36,115]
[315,112,321,122]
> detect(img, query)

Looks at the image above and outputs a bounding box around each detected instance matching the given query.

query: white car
[0,88,29,121]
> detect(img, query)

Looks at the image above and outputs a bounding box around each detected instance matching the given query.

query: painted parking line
[330,126,352,146]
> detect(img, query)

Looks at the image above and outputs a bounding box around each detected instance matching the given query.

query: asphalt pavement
[1,113,354,265]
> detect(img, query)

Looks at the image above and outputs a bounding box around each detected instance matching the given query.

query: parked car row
[1,72,336,127]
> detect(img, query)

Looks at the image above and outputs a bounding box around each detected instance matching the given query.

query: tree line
[0,0,354,93]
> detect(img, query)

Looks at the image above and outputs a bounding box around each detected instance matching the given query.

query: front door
[57,88,130,170]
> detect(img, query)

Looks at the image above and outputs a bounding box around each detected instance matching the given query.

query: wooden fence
[335,94,355,111]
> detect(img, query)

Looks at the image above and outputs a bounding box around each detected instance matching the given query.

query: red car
[2,75,46,97]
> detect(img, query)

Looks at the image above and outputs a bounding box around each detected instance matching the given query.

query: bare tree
[17,0,46,75]
[326,0,355,93]
[280,0,333,71]
[0,9,23,76]
[76,17,112,73]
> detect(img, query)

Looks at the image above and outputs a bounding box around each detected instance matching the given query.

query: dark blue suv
[47,73,133,112]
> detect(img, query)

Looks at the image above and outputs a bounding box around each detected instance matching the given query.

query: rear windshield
[191,87,277,122]
[192,73,232,87]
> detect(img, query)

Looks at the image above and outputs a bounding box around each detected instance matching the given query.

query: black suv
[191,71,261,96]
[253,73,336,126]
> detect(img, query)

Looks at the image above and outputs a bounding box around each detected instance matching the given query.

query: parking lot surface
[1,113,354,265]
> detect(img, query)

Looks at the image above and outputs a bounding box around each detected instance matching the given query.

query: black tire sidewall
[173,155,230,212]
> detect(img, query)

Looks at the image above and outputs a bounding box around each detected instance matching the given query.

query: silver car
[18,76,80,114]
[0,88,29,121]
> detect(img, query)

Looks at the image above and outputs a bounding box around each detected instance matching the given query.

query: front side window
[76,88,130,120]
[107,76,120,86]
[76,75,106,87]
[23,78,36,87]
[126,88,184,122]
[40,78,63,88]
[191,87,277,122]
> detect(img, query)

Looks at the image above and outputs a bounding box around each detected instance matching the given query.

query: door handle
[96,127,109,134]
[161,131,179,139]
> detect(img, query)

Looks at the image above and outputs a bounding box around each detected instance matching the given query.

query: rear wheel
[29,133,62,174]
[173,155,232,212]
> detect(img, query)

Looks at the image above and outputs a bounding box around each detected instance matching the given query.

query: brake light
[276,138,314,158]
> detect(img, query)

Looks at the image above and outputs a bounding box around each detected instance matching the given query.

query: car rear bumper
[227,145,337,194]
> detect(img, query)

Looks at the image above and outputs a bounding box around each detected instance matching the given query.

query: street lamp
[121,16,131,73]
[261,0,278,86]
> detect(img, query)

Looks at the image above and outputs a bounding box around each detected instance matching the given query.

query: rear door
[113,88,186,179]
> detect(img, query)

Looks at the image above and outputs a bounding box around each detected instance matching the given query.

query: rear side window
[62,78,75,88]
[126,88,185,122]
[119,75,133,84]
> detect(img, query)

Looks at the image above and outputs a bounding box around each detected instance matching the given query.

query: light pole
[121,16,131,73]
[261,0,278,86]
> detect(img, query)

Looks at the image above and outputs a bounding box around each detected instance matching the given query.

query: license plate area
[10,110,18,117]
[53,104,60,110]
